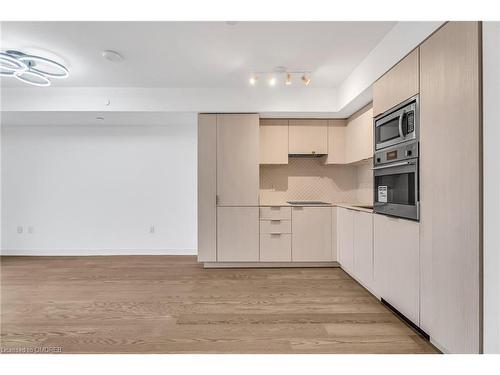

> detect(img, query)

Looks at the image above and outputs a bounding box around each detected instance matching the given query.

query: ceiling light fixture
[0,50,69,86]
[247,69,311,87]
[249,74,258,86]
[302,74,311,86]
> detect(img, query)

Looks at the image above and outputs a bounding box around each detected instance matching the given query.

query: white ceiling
[0,21,396,88]
[0,111,197,127]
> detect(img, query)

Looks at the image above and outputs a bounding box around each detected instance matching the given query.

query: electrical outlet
[149,225,155,234]
[28,226,34,234]
[17,226,23,234]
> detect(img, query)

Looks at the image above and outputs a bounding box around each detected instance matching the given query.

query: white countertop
[258,201,374,213]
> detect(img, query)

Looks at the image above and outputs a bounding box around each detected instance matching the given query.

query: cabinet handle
[271,220,281,224]
[270,233,282,236]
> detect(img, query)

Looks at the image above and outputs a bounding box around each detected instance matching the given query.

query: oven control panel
[374,141,419,166]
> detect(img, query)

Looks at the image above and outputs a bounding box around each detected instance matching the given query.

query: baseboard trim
[204,261,339,268]
[0,249,197,256]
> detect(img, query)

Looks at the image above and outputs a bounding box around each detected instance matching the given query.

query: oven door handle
[372,160,416,170]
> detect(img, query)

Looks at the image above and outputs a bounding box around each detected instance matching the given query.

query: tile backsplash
[259,157,373,205]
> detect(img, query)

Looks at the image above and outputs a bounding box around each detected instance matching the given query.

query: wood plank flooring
[0,255,439,354]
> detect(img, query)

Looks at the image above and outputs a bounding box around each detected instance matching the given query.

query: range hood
[288,153,326,158]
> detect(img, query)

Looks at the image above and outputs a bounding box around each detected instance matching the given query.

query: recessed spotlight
[249,75,258,86]
[302,74,311,86]
[285,73,292,85]
[102,50,124,63]
[268,76,277,86]
[225,21,239,26]
[96,116,104,121]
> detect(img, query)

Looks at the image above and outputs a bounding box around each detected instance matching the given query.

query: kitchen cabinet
[260,234,292,262]
[291,207,332,262]
[353,210,374,290]
[373,214,419,326]
[325,120,346,164]
[217,114,260,206]
[260,119,288,164]
[197,114,217,262]
[419,21,481,353]
[345,104,374,164]
[373,48,419,117]
[336,207,354,273]
[288,119,328,155]
[217,206,259,262]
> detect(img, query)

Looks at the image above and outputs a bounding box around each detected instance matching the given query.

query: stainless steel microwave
[374,95,419,151]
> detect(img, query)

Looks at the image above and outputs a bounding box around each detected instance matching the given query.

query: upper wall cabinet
[325,119,346,164]
[288,119,328,155]
[260,119,289,164]
[217,114,260,206]
[345,104,374,164]
[373,48,419,117]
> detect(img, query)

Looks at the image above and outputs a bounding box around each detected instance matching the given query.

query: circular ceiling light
[18,54,69,78]
[0,52,28,76]
[102,50,124,62]
[14,70,51,86]
[0,50,69,86]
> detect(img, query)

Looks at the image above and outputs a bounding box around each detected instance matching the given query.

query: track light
[285,73,292,85]
[302,74,311,86]
[249,75,258,86]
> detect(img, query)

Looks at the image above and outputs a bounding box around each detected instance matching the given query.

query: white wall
[483,21,500,354]
[1,119,197,255]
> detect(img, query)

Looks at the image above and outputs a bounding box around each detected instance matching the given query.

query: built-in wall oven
[373,95,420,221]
[373,141,419,220]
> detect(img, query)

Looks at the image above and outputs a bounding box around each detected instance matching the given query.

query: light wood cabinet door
[353,211,374,290]
[337,207,354,274]
[260,119,288,164]
[288,119,328,155]
[291,207,332,262]
[345,104,374,164]
[217,207,259,262]
[419,21,481,354]
[217,114,259,206]
[373,214,419,326]
[260,234,292,262]
[325,120,346,164]
[373,48,419,117]
[197,114,217,262]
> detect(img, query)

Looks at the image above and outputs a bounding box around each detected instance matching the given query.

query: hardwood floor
[0,256,439,354]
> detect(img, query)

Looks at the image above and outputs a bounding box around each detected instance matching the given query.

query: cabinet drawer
[260,234,292,262]
[260,219,292,234]
[259,206,291,220]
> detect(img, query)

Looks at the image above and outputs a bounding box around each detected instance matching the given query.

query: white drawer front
[260,234,292,262]
[259,206,292,220]
[260,219,292,234]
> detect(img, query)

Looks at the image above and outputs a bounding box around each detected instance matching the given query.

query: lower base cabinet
[373,214,420,325]
[217,206,259,262]
[291,207,332,262]
[353,210,374,290]
[260,234,292,261]
[337,207,354,273]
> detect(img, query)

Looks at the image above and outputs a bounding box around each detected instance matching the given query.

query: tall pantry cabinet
[420,22,482,353]
[198,113,260,262]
